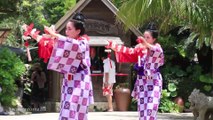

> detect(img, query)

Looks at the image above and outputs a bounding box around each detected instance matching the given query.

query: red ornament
[24,41,29,47]
[38,37,55,63]
[23,23,34,36]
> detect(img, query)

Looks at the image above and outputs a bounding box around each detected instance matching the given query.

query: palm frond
[117,0,213,49]
[117,0,172,33]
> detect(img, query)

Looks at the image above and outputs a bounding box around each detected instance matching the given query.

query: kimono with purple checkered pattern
[47,35,94,120]
[132,43,164,120]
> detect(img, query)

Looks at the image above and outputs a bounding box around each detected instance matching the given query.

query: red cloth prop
[23,23,34,36]
[22,23,55,63]
[22,23,34,62]
[22,35,32,62]
[22,24,88,63]
[24,40,32,61]
[24,41,29,47]
[106,40,147,63]
[38,36,55,63]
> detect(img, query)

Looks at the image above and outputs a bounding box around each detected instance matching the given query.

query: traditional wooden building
[46,0,143,112]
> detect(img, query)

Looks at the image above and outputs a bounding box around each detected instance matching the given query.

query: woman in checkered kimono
[45,13,94,120]
[107,23,164,120]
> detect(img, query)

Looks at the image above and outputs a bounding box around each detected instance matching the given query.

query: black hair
[102,53,108,59]
[145,22,158,39]
[70,12,85,36]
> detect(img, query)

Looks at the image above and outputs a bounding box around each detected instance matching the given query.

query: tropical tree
[0,0,20,13]
[117,0,213,49]
[0,0,76,47]
[43,0,76,24]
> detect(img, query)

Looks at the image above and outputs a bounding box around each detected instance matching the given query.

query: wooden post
[46,71,62,112]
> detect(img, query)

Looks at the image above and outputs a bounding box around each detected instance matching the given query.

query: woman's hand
[135,43,146,49]
[105,40,117,51]
[104,82,109,87]
[137,36,153,49]
[136,36,149,47]
[136,36,145,43]
[44,25,61,38]
[44,26,54,35]
[105,40,112,48]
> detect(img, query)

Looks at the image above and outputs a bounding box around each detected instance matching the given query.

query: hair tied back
[146,22,157,31]
[72,12,85,23]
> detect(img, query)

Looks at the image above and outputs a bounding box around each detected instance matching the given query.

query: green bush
[159,85,179,113]
[0,48,25,107]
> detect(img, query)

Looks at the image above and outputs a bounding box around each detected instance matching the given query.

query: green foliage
[129,98,137,111]
[178,0,213,49]
[161,63,187,92]
[0,16,25,47]
[111,0,127,8]
[18,0,49,27]
[0,0,76,47]
[159,88,179,113]
[157,33,212,111]
[154,64,181,113]
[199,74,213,84]
[184,101,190,109]
[93,106,104,112]
[185,65,212,93]
[43,0,65,24]
[117,0,171,30]
[0,48,26,107]
[117,0,213,49]
[199,74,212,92]
[43,0,76,24]
[168,83,177,97]
[0,0,20,13]
[63,0,76,12]
[20,64,32,95]
[115,82,130,89]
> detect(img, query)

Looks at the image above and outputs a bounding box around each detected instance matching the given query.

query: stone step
[0,112,194,120]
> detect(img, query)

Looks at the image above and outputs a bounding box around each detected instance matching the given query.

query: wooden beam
[0,28,11,44]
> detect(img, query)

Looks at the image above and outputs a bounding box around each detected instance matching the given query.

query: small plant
[129,98,137,111]
[159,83,179,113]
[199,73,212,92]
[159,90,179,113]
[184,101,191,109]
[20,64,32,95]
[93,106,104,112]
[185,65,212,94]
[115,82,129,89]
